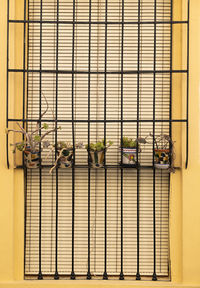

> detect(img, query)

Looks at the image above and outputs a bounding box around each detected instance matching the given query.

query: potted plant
[49,141,83,173]
[137,133,175,172]
[153,134,175,171]
[6,122,59,168]
[6,94,59,168]
[85,139,113,168]
[120,136,139,165]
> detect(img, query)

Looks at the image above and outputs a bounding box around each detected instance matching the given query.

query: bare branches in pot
[5,94,59,168]
[6,122,60,168]
[137,133,175,172]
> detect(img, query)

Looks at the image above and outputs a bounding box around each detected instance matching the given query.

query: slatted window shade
[25,0,171,280]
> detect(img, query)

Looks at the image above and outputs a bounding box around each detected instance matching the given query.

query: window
[6,0,189,281]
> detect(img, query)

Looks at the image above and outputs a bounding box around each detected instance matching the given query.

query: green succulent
[85,139,113,152]
[34,135,41,142]
[121,137,137,148]
[57,141,68,149]
[16,142,26,152]
[43,123,49,130]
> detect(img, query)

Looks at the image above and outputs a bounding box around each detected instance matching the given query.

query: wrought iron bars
[6,0,190,281]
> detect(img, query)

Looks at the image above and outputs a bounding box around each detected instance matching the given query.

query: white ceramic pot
[121,148,137,165]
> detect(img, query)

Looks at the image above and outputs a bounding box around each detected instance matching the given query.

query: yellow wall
[0,0,200,287]
[182,1,200,285]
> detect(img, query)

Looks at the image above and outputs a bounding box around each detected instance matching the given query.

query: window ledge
[0,281,200,288]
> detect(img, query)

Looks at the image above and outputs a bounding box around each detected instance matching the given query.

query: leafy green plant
[85,139,113,152]
[54,141,83,150]
[121,137,137,148]
[55,141,73,151]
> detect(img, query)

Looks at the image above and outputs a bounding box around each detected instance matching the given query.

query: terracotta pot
[121,148,137,165]
[89,150,105,168]
[24,146,40,168]
[57,148,73,168]
[154,149,170,169]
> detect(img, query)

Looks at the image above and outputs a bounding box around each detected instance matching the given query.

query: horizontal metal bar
[8,118,187,123]
[9,19,188,25]
[24,273,170,279]
[16,164,181,170]
[8,68,188,74]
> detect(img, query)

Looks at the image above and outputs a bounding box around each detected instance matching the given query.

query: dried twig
[41,92,49,119]
[49,148,66,174]
[6,93,58,155]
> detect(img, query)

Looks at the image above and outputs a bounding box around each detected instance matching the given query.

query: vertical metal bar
[103,0,108,280]
[54,0,59,280]
[70,0,76,280]
[38,0,43,280]
[23,0,27,128]
[6,0,10,169]
[55,172,59,279]
[185,0,190,169]
[71,167,75,276]
[136,0,141,281]
[26,0,30,125]
[24,0,30,276]
[169,0,173,165]
[26,0,30,150]
[87,0,92,280]
[169,1,173,149]
[120,0,124,280]
[22,0,27,169]
[70,0,76,281]
[167,0,173,278]
[24,169,28,276]
[152,0,157,281]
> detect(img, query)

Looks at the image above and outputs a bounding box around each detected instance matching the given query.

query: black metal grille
[6,0,189,281]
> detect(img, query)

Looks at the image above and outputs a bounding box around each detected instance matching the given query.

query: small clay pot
[121,148,137,165]
[89,150,105,168]
[24,146,40,168]
[154,149,170,169]
[56,148,73,168]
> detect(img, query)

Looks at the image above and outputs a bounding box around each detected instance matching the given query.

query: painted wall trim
[0,281,200,288]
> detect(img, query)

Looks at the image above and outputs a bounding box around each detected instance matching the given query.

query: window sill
[0,281,200,288]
